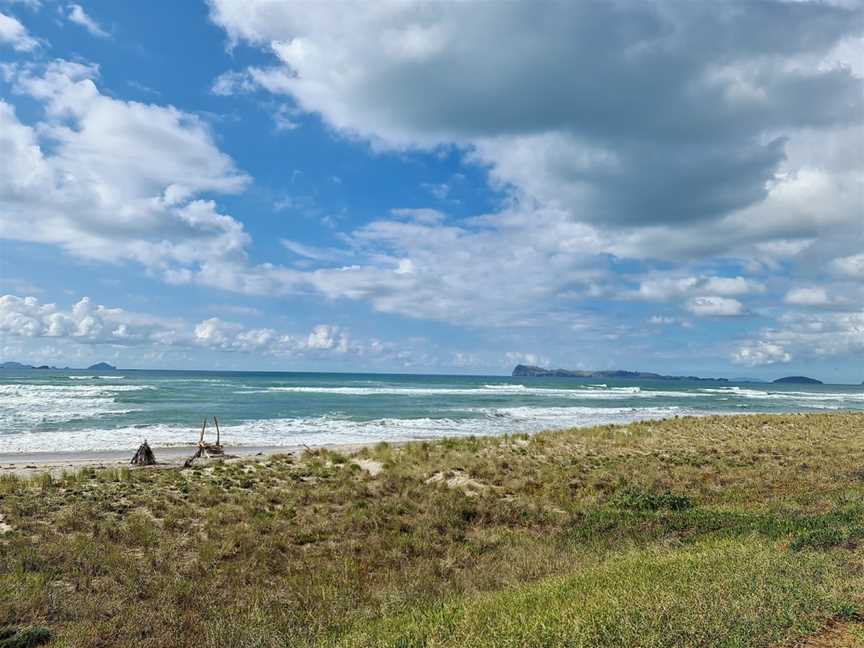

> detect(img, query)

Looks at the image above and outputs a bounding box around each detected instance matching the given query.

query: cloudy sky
[0,0,862,381]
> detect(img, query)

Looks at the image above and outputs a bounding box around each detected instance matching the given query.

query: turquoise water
[1,369,862,453]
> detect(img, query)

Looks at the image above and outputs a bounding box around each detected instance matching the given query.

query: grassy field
[1,412,863,647]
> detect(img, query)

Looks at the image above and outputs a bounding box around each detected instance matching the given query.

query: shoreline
[0,410,850,477]
[0,441,396,477]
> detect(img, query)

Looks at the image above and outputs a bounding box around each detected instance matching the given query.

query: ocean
[1,369,862,454]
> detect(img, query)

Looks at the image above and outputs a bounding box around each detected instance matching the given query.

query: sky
[0,0,862,382]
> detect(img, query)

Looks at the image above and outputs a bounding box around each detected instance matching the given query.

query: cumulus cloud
[65,4,110,38]
[0,60,251,279]
[785,286,831,306]
[208,1,862,241]
[686,296,744,317]
[0,294,179,344]
[0,294,381,359]
[733,341,791,366]
[202,0,863,343]
[0,11,37,50]
[635,275,765,301]
[734,309,864,365]
[832,253,864,279]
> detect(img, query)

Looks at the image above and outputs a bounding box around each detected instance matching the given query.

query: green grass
[333,538,848,648]
[0,413,863,647]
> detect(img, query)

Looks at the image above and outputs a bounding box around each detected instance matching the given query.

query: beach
[1,412,863,647]
[2,369,863,455]
[0,443,391,477]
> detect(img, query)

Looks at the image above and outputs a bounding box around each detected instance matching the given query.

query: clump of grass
[0,626,51,648]
[791,525,864,552]
[611,487,693,511]
[0,474,22,496]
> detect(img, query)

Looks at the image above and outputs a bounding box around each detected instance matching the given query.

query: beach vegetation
[0,413,862,646]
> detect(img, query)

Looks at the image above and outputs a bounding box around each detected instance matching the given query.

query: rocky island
[772,376,823,385]
[512,365,729,382]
[0,361,117,371]
[87,362,117,371]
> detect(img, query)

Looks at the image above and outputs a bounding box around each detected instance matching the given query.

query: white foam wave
[67,375,126,380]
[0,405,703,453]
[0,383,150,432]
[699,386,864,402]
[245,384,699,399]
[259,385,538,396]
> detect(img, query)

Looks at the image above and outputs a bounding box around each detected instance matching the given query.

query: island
[0,361,32,369]
[772,376,823,385]
[0,361,67,370]
[87,362,118,371]
[512,365,728,381]
[0,361,115,370]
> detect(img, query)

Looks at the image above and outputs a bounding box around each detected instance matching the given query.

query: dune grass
[0,413,863,647]
[335,538,851,648]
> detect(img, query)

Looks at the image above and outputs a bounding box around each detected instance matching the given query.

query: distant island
[512,365,729,382]
[0,361,117,371]
[772,376,823,385]
[512,365,830,384]
[87,362,118,371]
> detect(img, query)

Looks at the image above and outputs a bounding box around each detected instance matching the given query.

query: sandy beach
[0,442,387,477]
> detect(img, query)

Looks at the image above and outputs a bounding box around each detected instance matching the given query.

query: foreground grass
[338,538,847,648]
[1,413,863,647]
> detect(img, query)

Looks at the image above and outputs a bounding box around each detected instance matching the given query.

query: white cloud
[305,324,349,352]
[208,1,862,255]
[0,60,250,278]
[832,253,864,279]
[203,0,863,340]
[211,70,257,96]
[0,11,37,50]
[635,275,764,301]
[686,296,744,317]
[0,294,179,344]
[647,315,689,327]
[734,309,864,365]
[785,286,831,306]
[702,277,765,297]
[0,294,384,360]
[733,341,791,366]
[505,351,550,368]
[65,4,110,38]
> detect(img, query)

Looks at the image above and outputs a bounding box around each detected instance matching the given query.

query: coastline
[0,442,386,477]
[0,409,856,477]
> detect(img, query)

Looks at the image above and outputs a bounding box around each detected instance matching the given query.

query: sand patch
[426,469,489,496]
[353,459,383,476]
[0,513,12,534]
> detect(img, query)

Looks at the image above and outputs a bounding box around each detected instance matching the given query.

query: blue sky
[0,1,862,382]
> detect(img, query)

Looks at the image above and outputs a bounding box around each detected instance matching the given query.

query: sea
[1,369,863,454]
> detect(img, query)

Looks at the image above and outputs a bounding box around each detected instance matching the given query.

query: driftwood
[182,417,225,468]
[130,440,156,466]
